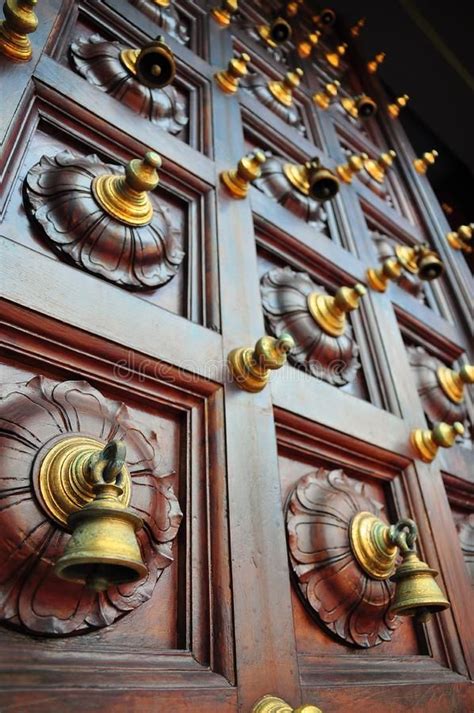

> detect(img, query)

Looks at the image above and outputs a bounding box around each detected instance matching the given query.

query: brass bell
[313,8,336,28]
[307,158,339,202]
[416,244,444,281]
[258,16,292,46]
[131,35,176,89]
[341,93,377,121]
[54,440,147,592]
[390,550,450,622]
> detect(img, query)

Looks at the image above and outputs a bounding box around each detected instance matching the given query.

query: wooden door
[0,1,472,711]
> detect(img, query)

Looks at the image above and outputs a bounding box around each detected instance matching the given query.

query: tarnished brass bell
[120,35,176,89]
[390,551,450,622]
[54,440,147,592]
[0,0,38,61]
[341,93,377,121]
[258,16,292,47]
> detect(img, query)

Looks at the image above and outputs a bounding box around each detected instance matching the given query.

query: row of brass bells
[283,157,340,202]
[54,440,147,592]
[446,223,473,253]
[214,51,250,94]
[0,0,38,61]
[411,421,464,463]
[228,334,295,393]
[120,35,176,89]
[341,93,378,121]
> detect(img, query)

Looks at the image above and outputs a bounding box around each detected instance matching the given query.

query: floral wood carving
[261,266,361,386]
[24,151,185,290]
[372,231,425,302]
[0,376,182,636]
[254,155,328,230]
[128,0,189,45]
[70,35,188,136]
[455,513,474,584]
[407,346,471,433]
[241,72,306,134]
[286,468,400,648]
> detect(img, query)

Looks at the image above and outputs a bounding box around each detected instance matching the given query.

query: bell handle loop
[389,518,418,553]
[86,439,127,487]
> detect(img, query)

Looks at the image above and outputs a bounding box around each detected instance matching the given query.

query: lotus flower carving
[286,468,400,647]
[0,376,182,636]
[24,151,185,289]
[70,35,188,135]
[261,266,361,386]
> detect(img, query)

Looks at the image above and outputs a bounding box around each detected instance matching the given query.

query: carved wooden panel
[70,34,188,136]
[0,376,182,636]
[261,266,361,386]
[128,0,189,45]
[455,513,474,584]
[241,72,306,135]
[286,467,399,648]
[23,150,185,290]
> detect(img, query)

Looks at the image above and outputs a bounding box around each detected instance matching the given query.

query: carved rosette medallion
[24,151,185,289]
[128,0,189,45]
[372,232,425,301]
[70,35,188,135]
[254,155,328,229]
[242,73,305,134]
[408,346,470,431]
[0,376,182,636]
[261,267,361,386]
[286,468,400,648]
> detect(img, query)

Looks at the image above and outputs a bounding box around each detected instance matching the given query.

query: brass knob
[252,694,322,713]
[387,94,409,119]
[92,151,161,226]
[297,30,321,59]
[0,0,38,61]
[395,243,444,281]
[228,334,295,393]
[307,284,366,337]
[446,223,473,253]
[312,80,340,110]
[413,149,438,174]
[283,157,339,202]
[366,256,402,292]
[350,513,449,622]
[367,51,385,74]
[119,35,176,89]
[214,51,250,94]
[411,422,464,463]
[268,68,303,107]
[336,152,369,183]
[363,149,396,183]
[437,364,474,404]
[325,42,347,69]
[341,93,377,121]
[285,0,303,18]
[220,149,267,199]
[350,17,366,37]
[257,17,292,47]
[210,0,238,28]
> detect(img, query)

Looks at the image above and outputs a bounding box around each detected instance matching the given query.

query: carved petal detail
[0,376,183,635]
[254,156,328,230]
[24,151,185,289]
[261,267,361,385]
[407,345,470,428]
[286,468,400,648]
[70,35,188,135]
[128,0,189,45]
[242,73,306,134]
[372,232,425,301]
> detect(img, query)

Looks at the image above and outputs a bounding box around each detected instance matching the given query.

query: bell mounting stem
[388,518,418,554]
[85,439,127,488]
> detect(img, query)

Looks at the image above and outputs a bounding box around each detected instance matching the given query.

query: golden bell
[313,8,336,28]
[307,160,339,202]
[132,35,176,88]
[53,440,147,592]
[341,93,377,121]
[258,16,292,46]
[390,551,450,622]
[416,245,444,281]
